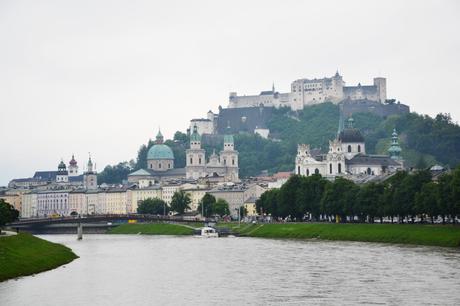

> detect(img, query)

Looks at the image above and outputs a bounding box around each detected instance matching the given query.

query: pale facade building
[228,72,387,111]
[295,118,404,179]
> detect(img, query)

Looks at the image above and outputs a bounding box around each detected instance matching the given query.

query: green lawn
[0,233,78,282]
[219,223,460,247]
[108,223,195,235]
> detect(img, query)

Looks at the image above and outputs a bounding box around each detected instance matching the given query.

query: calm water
[1,235,460,306]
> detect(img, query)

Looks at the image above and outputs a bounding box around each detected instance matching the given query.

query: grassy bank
[108,223,195,235]
[0,233,78,282]
[221,223,460,247]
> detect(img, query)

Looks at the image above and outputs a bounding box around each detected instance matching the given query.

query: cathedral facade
[295,118,403,179]
[128,128,239,185]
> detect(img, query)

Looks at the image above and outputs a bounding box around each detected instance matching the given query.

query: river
[1,235,460,305]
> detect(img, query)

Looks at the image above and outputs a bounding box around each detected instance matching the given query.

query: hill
[98,104,460,183]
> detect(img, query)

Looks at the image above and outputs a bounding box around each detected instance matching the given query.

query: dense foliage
[0,199,19,233]
[256,167,460,224]
[170,190,191,215]
[197,193,230,217]
[97,103,460,183]
[137,198,169,215]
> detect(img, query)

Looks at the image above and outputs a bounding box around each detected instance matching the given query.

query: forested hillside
[98,103,460,183]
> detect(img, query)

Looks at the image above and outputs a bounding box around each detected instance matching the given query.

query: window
[232,159,235,165]
[159,163,161,169]
[348,145,351,153]
[306,169,309,176]
[199,158,201,164]
[190,158,193,165]
[329,164,332,174]
[358,145,361,153]
[315,168,319,175]
[297,166,300,175]
[338,163,342,174]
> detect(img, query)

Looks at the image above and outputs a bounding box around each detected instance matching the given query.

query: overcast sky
[0,0,459,185]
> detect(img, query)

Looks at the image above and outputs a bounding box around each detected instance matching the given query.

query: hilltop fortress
[190,72,409,137]
[228,72,386,111]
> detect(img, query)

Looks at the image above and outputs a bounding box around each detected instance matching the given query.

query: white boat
[199,227,219,238]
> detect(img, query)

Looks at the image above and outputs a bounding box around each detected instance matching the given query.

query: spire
[388,128,402,160]
[337,105,344,136]
[87,153,93,172]
[155,128,164,144]
[347,117,354,129]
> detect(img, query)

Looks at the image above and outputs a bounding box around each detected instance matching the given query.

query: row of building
[2,180,270,219]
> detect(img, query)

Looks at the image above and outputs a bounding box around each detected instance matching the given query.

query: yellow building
[127,186,163,213]
[244,197,258,216]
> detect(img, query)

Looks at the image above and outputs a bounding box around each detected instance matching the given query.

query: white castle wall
[228,73,386,110]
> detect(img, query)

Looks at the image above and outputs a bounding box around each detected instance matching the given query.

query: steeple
[155,128,164,144]
[337,105,345,136]
[388,128,402,160]
[87,154,93,173]
[347,117,355,129]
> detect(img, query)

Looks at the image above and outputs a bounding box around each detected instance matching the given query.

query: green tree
[415,182,440,223]
[356,183,384,223]
[137,198,168,215]
[197,193,216,217]
[450,166,460,224]
[321,177,357,222]
[214,199,230,217]
[170,190,191,215]
[0,199,19,234]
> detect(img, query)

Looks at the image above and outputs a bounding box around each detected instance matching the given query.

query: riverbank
[108,223,196,235]
[221,223,460,247]
[0,233,78,282]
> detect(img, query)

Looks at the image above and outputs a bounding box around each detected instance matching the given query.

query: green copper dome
[147,144,174,160]
[190,125,201,142]
[224,134,234,143]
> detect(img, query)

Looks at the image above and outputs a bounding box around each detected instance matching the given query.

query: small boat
[198,227,219,238]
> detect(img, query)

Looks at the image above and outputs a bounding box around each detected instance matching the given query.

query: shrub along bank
[0,233,77,282]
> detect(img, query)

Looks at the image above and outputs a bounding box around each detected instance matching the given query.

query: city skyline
[1,0,460,185]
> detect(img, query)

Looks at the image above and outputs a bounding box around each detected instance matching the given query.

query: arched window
[315,168,319,175]
[329,164,332,174]
[367,167,372,175]
[358,145,361,153]
[232,159,235,165]
[190,158,193,165]
[348,145,352,153]
[338,163,342,174]
[297,166,300,175]
[159,163,161,169]
[199,158,202,164]
[306,169,310,176]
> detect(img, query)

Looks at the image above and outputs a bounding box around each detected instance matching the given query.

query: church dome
[147,144,174,160]
[338,129,364,143]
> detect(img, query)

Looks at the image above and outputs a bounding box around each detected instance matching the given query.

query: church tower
[219,132,239,182]
[83,155,97,190]
[186,125,206,179]
[388,128,403,164]
[56,160,69,183]
[68,154,79,177]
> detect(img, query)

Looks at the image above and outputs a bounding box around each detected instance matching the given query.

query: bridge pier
[77,223,83,240]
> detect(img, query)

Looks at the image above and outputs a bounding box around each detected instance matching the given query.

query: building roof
[33,171,58,181]
[338,128,365,143]
[129,168,186,178]
[347,154,400,166]
[147,144,174,160]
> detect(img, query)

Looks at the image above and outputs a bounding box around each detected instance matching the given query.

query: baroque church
[128,127,239,185]
[295,117,403,179]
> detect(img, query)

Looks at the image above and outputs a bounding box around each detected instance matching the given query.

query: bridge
[8,214,209,239]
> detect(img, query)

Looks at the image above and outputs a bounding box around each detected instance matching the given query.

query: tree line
[136,190,230,217]
[256,167,460,224]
